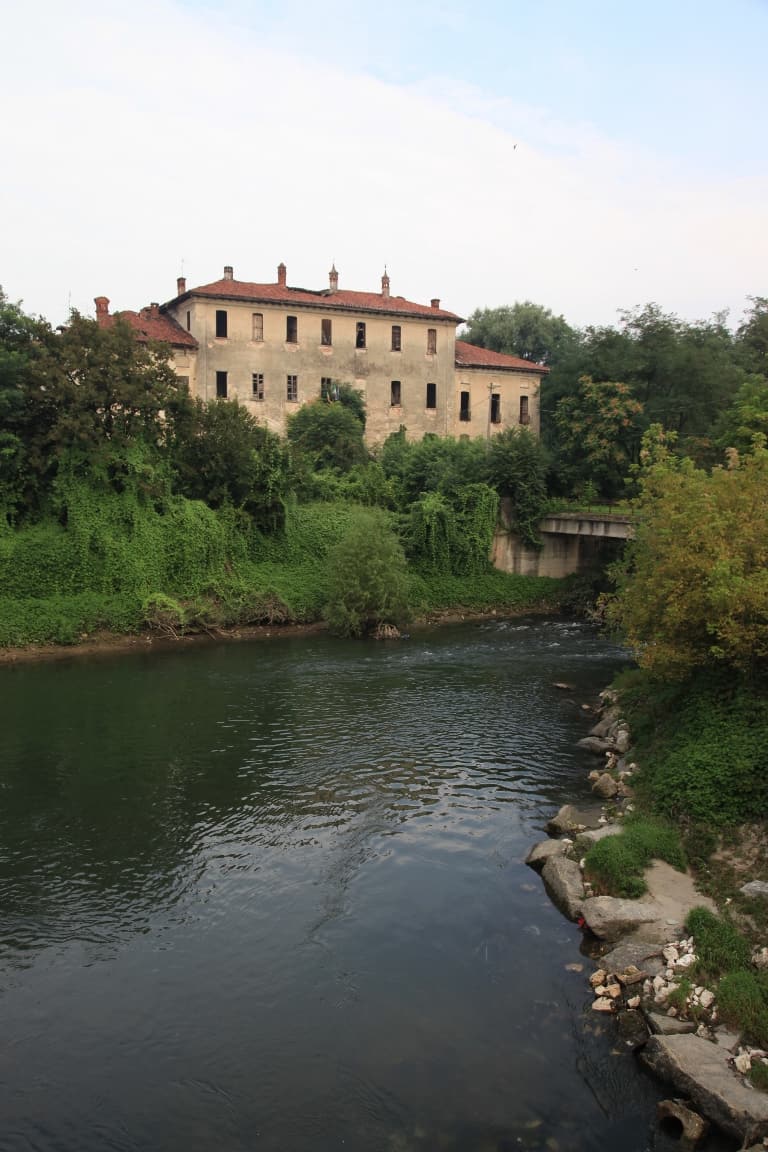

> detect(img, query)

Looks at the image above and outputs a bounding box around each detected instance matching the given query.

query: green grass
[584,815,686,898]
[716,970,768,1048]
[685,907,752,977]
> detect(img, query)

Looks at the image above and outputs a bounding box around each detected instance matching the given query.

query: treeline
[465,298,768,497]
[0,290,555,644]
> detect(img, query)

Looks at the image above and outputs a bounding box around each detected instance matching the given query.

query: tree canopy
[462,301,577,365]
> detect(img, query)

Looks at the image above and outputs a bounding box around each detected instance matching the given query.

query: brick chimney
[329,263,338,293]
[177,276,186,295]
[381,268,390,299]
[149,302,160,318]
[277,262,287,287]
[431,298,441,310]
[94,296,110,327]
[223,265,234,281]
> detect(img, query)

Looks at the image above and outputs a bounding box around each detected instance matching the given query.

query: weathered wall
[492,503,630,578]
[452,364,541,438]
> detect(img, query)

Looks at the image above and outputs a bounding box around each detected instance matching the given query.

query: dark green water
[0,619,733,1152]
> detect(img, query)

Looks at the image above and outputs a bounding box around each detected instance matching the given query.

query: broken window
[252,313,264,341]
[356,322,367,349]
[321,318,332,346]
[426,382,437,409]
[459,390,471,421]
[215,310,228,338]
[519,395,530,425]
[427,328,437,354]
[391,325,401,351]
[490,393,501,424]
[286,315,298,343]
[252,373,264,400]
[286,375,298,402]
[390,380,401,407]
[216,371,228,398]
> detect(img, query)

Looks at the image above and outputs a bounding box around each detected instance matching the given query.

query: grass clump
[716,970,768,1049]
[749,1061,768,1091]
[584,815,686,898]
[685,906,752,977]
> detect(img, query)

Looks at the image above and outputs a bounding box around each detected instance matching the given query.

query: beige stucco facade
[101,265,545,445]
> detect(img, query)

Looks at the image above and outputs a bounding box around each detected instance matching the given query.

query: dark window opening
[390,380,401,407]
[459,390,471,421]
[252,313,264,341]
[426,382,437,409]
[490,393,501,424]
[215,310,228,338]
[427,328,437,354]
[287,375,298,401]
[356,322,367,349]
[519,395,530,425]
[216,371,228,398]
[186,310,191,331]
[286,316,298,343]
[391,325,401,351]
[321,318,332,346]
[252,373,264,400]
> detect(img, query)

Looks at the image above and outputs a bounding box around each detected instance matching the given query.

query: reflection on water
[0,619,734,1151]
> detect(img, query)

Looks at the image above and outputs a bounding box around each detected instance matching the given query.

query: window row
[458,392,530,424]
[213,372,440,409]
[211,310,437,352]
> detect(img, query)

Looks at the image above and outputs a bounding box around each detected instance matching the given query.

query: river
[0,618,735,1151]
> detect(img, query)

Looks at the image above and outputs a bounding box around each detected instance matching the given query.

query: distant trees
[462,301,577,365]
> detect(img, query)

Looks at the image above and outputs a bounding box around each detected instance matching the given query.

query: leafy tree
[462,301,577,366]
[380,432,487,506]
[287,397,368,472]
[171,398,289,530]
[487,428,549,547]
[714,376,768,454]
[736,296,768,376]
[605,427,768,679]
[324,508,411,636]
[553,376,644,498]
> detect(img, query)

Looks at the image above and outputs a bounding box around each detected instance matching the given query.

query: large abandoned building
[95,264,546,443]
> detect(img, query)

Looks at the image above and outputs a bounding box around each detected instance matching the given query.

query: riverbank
[530,689,768,1146]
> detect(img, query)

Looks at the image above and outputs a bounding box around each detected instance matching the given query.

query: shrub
[324,508,411,637]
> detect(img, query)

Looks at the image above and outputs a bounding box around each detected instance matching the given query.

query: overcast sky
[2,0,766,330]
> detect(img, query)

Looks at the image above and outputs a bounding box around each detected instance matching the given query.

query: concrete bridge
[492,506,633,579]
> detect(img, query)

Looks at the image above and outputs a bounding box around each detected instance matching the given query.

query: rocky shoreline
[527,689,768,1149]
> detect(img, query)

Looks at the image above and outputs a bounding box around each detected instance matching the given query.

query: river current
[0,618,734,1151]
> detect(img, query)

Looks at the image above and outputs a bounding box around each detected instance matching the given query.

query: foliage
[714,376,768,454]
[379,431,488,506]
[736,296,768,377]
[407,570,561,614]
[324,508,411,636]
[605,428,768,679]
[287,397,368,472]
[686,907,753,976]
[405,484,498,575]
[584,816,686,898]
[487,427,549,547]
[462,301,577,366]
[553,375,644,498]
[171,397,289,530]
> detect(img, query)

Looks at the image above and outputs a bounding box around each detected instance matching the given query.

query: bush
[324,508,411,637]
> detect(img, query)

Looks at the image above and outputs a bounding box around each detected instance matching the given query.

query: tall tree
[554,376,644,498]
[462,302,577,365]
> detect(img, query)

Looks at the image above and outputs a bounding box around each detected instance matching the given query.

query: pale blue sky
[2,0,766,329]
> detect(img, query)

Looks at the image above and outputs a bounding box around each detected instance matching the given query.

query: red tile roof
[115,308,198,349]
[173,277,463,322]
[454,339,548,373]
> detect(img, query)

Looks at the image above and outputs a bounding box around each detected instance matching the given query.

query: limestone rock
[588,711,619,739]
[525,839,569,870]
[541,855,585,921]
[645,1011,697,1036]
[641,1034,768,1143]
[576,824,624,850]
[581,896,661,941]
[546,804,599,836]
[713,1027,742,1051]
[592,996,614,1012]
[614,728,631,754]
[600,939,664,979]
[740,880,768,900]
[592,772,619,799]
[577,736,613,756]
[589,968,607,988]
